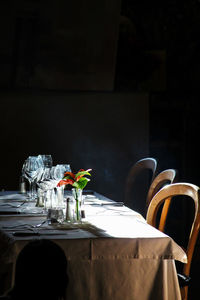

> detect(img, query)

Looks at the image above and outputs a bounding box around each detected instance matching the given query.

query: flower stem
[75,188,81,221]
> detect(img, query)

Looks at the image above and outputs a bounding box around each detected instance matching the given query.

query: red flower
[57,168,92,190]
[57,179,74,187]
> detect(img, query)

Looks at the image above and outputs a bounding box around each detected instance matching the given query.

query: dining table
[0,190,187,300]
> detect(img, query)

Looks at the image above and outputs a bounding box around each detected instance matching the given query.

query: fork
[0,201,26,208]
[2,220,47,229]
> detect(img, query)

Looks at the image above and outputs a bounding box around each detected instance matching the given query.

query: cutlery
[101,202,124,206]
[2,220,47,229]
[90,202,124,206]
[2,224,28,229]
[0,201,26,208]
[34,220,47,228]
[13,231,67,237]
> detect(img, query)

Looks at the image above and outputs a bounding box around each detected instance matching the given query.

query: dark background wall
[0,0,150,209]
[0,0,121,91]
[0,91,149,204]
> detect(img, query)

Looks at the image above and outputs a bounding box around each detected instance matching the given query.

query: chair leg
[181,286,188,300]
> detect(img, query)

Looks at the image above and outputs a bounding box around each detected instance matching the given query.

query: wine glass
[37,166,58,209]
[23,156,44,200]
[38,155,53,168]
[51,164,71,180]
[37,164,71,209]
[49,164,71,208]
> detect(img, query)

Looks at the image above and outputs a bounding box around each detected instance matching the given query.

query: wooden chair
[146,168,177,231]
[124,157,157,214]
[146,182,200,300]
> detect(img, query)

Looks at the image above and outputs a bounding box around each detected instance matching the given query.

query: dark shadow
[1,239,68,300]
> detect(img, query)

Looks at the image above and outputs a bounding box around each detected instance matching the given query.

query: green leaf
[76,177,90,190]
[75,170,91,180]
[72,182,79,189]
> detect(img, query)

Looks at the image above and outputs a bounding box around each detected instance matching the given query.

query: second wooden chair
[146,168,177,231]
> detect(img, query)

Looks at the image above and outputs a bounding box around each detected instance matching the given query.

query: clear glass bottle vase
[72,188,82,222]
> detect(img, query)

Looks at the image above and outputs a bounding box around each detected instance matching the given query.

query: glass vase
[72,188,82,222]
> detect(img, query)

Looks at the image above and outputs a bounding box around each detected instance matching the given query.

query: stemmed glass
[38,155,53,168]
[50,164,71,181]
[37,166,57,209]
[52,164,71,208]
[37,164,71,209]
[23,156,44,200]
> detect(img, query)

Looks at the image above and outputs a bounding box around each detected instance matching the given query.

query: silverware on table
[0,201,26,208]
[90,202,124,206]
[12,231,67,237]
[2,220,47,229]
[101,202,124,206]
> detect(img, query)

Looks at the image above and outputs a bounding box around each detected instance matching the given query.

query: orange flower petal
[57,179,74,187]
[64,172,75,179]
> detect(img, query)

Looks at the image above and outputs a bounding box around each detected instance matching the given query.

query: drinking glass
[37,164,71,209]
[50,164,70,208]
[38,155,53,168]
[23,156,44,200]
[37,167,52,208]
[47,208,64,224]
[61,164,71,173]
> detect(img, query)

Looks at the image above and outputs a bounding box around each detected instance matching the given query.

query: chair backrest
[124,157,157,210]
[146,182,200,300]
[146,168,177,231]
